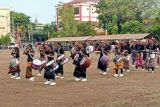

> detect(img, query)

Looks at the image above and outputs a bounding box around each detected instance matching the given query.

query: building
[56,0,99,29]
[0,7,10,37]
[32,17,44,31]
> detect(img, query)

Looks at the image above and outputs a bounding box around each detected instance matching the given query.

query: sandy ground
[0,50,160,107]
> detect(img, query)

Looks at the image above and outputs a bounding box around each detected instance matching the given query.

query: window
[74,7,80,15]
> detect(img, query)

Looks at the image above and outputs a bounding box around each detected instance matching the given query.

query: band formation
[8,39,160,86]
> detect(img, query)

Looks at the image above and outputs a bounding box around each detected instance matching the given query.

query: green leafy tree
[0,34,11,45]
[59,3,77,37]
[96,0,159,34]
[11,11,31,40]
[77,22,96,36]
[121,20,144,34]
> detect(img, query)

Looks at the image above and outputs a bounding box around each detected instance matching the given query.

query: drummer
[73,43,88,82]
[8,47,21,79]
[55,43,65,79]
[44,45,56,86]
[37,44,46,76]
[23,44,35,81]
[99,49,110,75]
[96,41,107,74]
[113,42,124,77]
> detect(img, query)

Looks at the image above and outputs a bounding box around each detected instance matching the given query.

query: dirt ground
[0,50,160,107]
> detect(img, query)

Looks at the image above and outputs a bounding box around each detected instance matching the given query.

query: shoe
[81,78,87,82]
[127,70,130,72]
[10,76,16,79]
[155,66,159,68]
[55,75,59,78]
[44,81,51,85]
[131,65,135,67]
[75,78,81,81]
[29,77,34,81]
[15,77,21,80]
[37,73,42,76]
[102,72,107,75]
[119,74,124,77]
[107,68,110,71]
[141,69,144,71]
[50,82,56,86]
[114,74,118,77]
[60,76,64,79]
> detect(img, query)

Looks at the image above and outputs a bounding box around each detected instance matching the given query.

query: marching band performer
[145,40,157,72]
[123,50,130,72]
[8,47,21,79]
[130,41,137,66]
[97,41,109,75]
[135,41,145,70]
[37,44,46,76]
[113,41,124,77]
[72,42,89,81]
[44,45,56,86]
[55,43,65,79]
[99,49,110,75]
[23,44,35,81]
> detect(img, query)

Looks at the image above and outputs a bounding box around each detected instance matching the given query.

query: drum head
[74,54,79,61]
[61,58,68,65]
[150,54,156,59]
[46,60,55,66]
[117,57,123,63]
[86,45,94,54]
[80,57,86,65]
[33,59,42,66]
[41,60,46,65]
[53,64,59,71]
[57,55,64,60]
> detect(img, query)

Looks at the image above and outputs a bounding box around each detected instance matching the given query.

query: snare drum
[113,55,124,64]
[10,59,20,68]
[80,57,91,69]
[32,59,42,70]
[100,54,108,65]
[86,45,95,54]
[57,55,68,65]
[46,60,59,71]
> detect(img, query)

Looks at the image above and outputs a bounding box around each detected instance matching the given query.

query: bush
[121,20,144,34]
[0,34,11,45]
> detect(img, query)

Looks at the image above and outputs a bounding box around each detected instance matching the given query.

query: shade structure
[47,33,150,42]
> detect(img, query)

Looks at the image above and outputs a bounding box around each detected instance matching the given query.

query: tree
[59,3,77,37]
[121,20,144,34]
[11,11,31,40]
[77,22,96,36]
[96,0,159,34]
[0,34,11,45]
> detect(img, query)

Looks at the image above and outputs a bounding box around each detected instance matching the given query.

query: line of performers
[8,42,91,86]
[8,39,160,86]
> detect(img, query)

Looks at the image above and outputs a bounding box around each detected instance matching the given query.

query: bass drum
[80,57,91,69]
[32,59,42,70]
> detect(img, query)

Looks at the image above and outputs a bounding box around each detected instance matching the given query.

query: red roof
[67,0,98,4]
